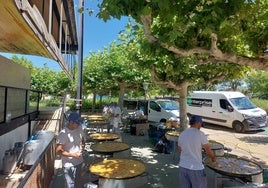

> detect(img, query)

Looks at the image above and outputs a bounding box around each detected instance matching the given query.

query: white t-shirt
[112,106,122,127]
[178,127,208,170]
[56,126,84,167]
[108,106,115,124]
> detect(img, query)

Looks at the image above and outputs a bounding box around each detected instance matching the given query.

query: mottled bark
[118,83,126,109]
[177,82,189,131]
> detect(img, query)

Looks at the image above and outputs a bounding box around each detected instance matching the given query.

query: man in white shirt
[178,115,215,188]
[107,102,115,133]
[112,102,122,134]
[56,112,85,188]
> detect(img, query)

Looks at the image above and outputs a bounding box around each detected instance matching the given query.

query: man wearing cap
[178,115,215,188]
[56,112,85,188]
[111,102,122,134]
[107,102,115,133]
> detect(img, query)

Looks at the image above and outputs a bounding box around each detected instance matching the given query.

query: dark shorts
[179,167,207,188]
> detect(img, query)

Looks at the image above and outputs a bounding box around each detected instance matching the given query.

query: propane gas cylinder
[2,149,16,175]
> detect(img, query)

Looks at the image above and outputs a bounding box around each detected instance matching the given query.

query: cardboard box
[135,123,149,136]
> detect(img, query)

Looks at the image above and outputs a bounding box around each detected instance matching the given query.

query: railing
[17,137,55,188]
[0,86,70,187]
[18,96,66,188]
[17,95,67,188]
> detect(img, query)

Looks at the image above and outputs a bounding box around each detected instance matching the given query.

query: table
[88,115,106,121]
[91,141,131,158]
[89,158,147,188]
[204,156,263,187]
[165,131,180,142]
[88,121,109,133]
[89,133,120,142]
[165,131,180,159]
[82,115,109,133]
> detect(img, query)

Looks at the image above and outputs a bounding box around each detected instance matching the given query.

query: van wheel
[233,122,245,133]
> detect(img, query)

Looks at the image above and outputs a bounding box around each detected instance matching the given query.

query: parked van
[187,91,268,132]
[123,99,180,123]
[147,99,180,123]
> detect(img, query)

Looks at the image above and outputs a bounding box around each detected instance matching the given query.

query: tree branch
[139,13,268,70]
[149,66,184,91]
[140,14,157,43]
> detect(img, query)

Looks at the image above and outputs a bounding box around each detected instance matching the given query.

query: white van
[147,99,180,123]
[187,91,268,132]
[123,99,180,123]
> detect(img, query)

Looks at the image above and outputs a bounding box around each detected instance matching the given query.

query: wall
[0,55,31,121]
[0,55,32,170]
[0,55,30,89]
[0,121,36,171]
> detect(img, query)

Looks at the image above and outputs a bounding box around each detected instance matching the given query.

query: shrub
[39,98,61,107]
[251,98,268,113]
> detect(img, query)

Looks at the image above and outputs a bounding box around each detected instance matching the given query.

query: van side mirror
[227,105,234,112]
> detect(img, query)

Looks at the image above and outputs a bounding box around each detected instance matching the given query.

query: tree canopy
[83,31,150,107]
[94,0,268,129]
[98,0,268,66]
[246,70,268,96]
[11,55,73,96]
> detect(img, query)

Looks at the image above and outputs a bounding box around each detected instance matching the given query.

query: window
[150,101,161,112]
[220,99,230,110]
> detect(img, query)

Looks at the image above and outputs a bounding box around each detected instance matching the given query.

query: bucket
[23,140,44,166]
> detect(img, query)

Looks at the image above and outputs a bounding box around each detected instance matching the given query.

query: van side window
[220,99,231,110]
[150,101,161,112]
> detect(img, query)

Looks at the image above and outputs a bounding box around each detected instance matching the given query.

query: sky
[0,0,128,71]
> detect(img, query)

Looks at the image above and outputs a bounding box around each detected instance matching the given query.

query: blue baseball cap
[190,115,203,124]
[68,112,83,125]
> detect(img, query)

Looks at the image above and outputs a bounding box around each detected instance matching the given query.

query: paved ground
[203,124,268,170]
[119,132,180,188]
[50,124,268,188]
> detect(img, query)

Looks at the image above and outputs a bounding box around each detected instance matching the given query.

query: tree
[246,70,268,97]
[11,55,73,96]
[83,50,115,111]
[83,31,150,108]
[54,71,74,96]
[98,1,268,67]
[95,0,268,130]
[11,55,34,70]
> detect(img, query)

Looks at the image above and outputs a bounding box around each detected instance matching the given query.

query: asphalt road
[202,122,268,135]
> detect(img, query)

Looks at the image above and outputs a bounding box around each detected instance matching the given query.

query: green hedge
[39,98,61,107]
[39,97,268,114]
[251,98,268,113]
[67,98,116,112]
